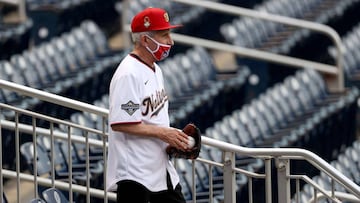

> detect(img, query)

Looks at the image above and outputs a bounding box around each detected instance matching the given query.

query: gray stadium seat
[29,198,46,203]
[2,193,8,203]
[10,54,41,88]
[42,188,69,203]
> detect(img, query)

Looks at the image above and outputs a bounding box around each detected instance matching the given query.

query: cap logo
[163,13,169,22]
[144,16,150,28]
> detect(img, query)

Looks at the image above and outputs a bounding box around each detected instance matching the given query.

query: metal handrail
[0,0,19,4]
[122,0,344,91]
[202,136,360,199]
[1,77,360,201]
[0,79,108,117]
[311,191,360,203]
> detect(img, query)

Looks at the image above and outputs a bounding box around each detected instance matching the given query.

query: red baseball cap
[131,7,182,33]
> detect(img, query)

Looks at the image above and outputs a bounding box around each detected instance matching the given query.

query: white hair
[131,31,154,44]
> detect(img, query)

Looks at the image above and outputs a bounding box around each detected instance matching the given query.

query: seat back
[20,142,51,176]
[29,198,46,203]
[2,193,8,203]
[42,188,69,203]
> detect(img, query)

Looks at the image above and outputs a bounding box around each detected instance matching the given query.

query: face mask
[145,35,172,61]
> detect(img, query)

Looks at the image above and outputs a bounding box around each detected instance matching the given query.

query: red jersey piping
[110,121,142,127]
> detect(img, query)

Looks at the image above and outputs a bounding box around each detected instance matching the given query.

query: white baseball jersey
[106,54,180,192]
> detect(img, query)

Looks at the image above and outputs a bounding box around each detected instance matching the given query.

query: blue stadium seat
[176,159,201,195]
[36,135,90,181]
[20,141,86,184]
[51,37,79,74]
[194,150,230,195]
[42,188,69,203]
[176,156,230,201]
[10,54,42,89]
[292,138,360,202]
[34,45,62,82]
[57,120,104,168]
[248,102,277,140]
[56,137,104,183]
[214,116,241,145]
[337,153,360,183]
[0,19,32,60]
[22,50,53,88]
[61,33,88,68]
[328,21,360,87]
[43,43,69,77]
[27,0,119,45]
[69,113,103,154]
[2,192,8,203]
[80,20,112,56]
[0,60,26,86]
[0,61,32,109]
[29,198,46,203]
[20,142,52,176]
[177,169,192,200]
[161,46,250,129]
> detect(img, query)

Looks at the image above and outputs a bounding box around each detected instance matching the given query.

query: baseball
[188,136,195,149]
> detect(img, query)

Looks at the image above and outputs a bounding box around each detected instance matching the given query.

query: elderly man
[106,7,189,203]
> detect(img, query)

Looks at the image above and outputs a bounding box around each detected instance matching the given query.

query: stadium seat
[42,188,69,203]
[20,141,86,184]
[22,50,53,88]
[292,138,360,202]
[0,60,26,87]
[27,0,120,45]
[80,20,112,56]
[0,61,33,114]
[327,20,360,88]
[176,159,201,195]
[2,192,8,203]
[36,135,91,180]
[56,137,104,186]
[10,54,42,89]
[177,168,192,200]
[43,43,69,77]
[201,65,359,202]
[161,46,250,129]
[20,142,53,177]
[193,154,229,195]
[69,113,104,155]
[0,19,32,60]
[29,198,46,203]
[337,154,360,183]
[176,157,227,201]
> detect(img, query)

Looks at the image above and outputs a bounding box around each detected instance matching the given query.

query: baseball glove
[166,123,201,159]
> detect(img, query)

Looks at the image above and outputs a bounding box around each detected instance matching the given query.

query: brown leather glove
[166,123,201,159]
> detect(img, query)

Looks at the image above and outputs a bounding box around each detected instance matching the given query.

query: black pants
[116,173,186,203]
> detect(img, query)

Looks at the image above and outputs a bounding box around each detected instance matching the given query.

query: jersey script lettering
[142,89,168,117]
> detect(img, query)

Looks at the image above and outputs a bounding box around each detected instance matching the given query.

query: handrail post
[264,158,272,203]
[18,0,27,22]
[276,158,291,203]
[0,108,3,203]
[121,0,131,48]
[223,151,235,203]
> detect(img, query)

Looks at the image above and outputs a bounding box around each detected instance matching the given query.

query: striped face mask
[145,35,172,61]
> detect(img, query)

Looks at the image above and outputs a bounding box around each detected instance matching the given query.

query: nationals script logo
[142,89,168,117]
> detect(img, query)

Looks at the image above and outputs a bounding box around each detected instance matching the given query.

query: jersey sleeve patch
[121,100,140,116]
